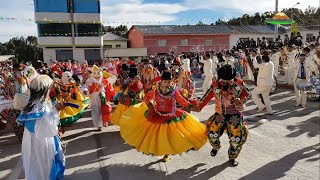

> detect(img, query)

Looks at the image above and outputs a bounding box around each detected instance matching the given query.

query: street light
[291,2,300,20]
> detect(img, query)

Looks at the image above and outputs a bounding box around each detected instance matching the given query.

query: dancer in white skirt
[17,75,65,180]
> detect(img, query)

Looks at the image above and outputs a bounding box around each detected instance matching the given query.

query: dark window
[56,50,73,61]
[35,0,69,12]
[85,49,101,61]
[46,46,73,49]
[76,46,100,48]
[38,23,72,37]
[116,45,121,48]
[105,45,112,48]
[73,0,100,13]
[75,24,102,37]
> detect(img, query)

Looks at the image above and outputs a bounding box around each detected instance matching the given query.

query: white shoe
[294,104,301,107]
[302,105,307,108]
[256,107,266,113]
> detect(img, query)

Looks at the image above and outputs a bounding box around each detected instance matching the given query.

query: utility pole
[275,0,279,40]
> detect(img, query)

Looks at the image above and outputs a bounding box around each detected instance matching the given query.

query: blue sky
[0,0,319,42]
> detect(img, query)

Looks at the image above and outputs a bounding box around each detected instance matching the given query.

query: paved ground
[0,77,319,180]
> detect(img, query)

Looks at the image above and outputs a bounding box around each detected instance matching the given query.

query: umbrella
[265,12,294,25]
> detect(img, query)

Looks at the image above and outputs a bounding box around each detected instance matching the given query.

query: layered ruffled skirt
[59,92,89,126]
[119,103,207,156]
[111,92,144,125]
[111,103,129,125]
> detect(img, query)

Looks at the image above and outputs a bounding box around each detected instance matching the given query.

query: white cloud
[184,0,319,14]
[101,0,187,26]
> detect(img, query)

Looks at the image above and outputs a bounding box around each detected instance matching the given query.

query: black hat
[128,67,138,78]
[218,65,236,80]
[13,63,24,71]
[161,70,173,80]
[145,59,152,64]
[35,60,44,69]
[121,64,129,71]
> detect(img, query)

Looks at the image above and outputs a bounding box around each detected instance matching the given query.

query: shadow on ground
[65,144,319,180]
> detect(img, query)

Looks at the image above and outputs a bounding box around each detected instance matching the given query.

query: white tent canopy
[0,55,14,62]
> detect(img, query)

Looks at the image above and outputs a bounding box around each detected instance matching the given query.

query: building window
[75,24,102,37]
[205,39,213,46]
[85,49,101,61]
[116,45,121,48]
[38,23,72,36]
[73,0,100,13]
[158,39,167,47]
[105,45,112,48]
[35,0,69,12]
[180,39,188,46]
[56,50,73,61]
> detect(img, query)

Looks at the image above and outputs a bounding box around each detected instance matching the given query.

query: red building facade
[129,26,230,55]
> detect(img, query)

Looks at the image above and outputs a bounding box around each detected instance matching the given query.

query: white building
[103,32,147,61]
[229,25,279,49]
[34,0,103,63]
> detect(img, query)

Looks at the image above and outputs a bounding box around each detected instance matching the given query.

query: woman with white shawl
[17,75,65,180]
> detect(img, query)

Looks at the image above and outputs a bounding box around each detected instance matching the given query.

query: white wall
[230,34,275,49]
[35,12,71,22]
[38,37,73,46]
[75,37,103,46]
[73,13,102,23]
[35,13,101,23]
[42,49,56,64]
[299,30,319,42]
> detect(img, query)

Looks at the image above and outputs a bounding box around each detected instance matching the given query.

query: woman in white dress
[17,75,65,180]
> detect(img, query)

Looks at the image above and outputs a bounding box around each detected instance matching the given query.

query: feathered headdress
[22,75,53,113]
[23,66,39,81]
[30,75,53,92]
[91,65,103,78]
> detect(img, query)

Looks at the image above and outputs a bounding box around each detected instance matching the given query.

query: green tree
[0,36,43,64]
[103,25,129,37]
[214,6,319,26]
[196,21,206,26]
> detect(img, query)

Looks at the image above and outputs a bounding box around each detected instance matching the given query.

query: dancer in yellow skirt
[52,71,89,133]
[119,71,207,161]
[111,65,144,125]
